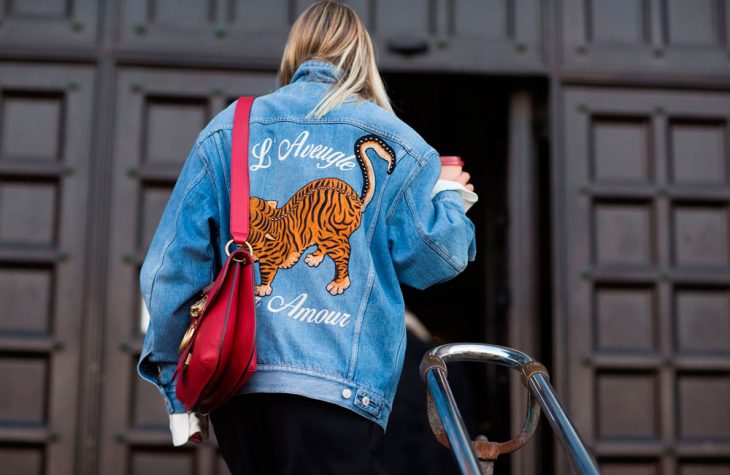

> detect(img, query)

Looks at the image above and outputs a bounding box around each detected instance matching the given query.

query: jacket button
[361,396,370,407]
[342,389,352,399]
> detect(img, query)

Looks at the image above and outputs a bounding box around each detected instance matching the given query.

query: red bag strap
[230,96,254,245]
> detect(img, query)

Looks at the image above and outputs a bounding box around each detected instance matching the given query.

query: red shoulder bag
[172,96,257,414]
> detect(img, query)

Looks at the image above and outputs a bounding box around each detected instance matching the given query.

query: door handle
[386,36,430,56]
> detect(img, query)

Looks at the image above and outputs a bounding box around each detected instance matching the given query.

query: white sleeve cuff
[169,413,209,447]
[431,179,479,212]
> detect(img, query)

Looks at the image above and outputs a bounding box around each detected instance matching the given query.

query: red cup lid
[440,155,464,166]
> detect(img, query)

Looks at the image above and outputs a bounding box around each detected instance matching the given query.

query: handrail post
[527,373,598,474]
[421,343,601,475]
[424,367,483,474]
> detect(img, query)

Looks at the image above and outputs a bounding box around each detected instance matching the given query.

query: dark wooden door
[0,63,94,475]
[558,86,730,474]
[98,67,276,475]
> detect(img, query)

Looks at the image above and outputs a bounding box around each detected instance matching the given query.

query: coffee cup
[439,155,464,181]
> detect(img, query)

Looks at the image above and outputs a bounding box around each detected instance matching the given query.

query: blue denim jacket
[137,59,477,428]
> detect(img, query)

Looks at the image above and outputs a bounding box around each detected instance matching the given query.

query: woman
[137,1,477,473]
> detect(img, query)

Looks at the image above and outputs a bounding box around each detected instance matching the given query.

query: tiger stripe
[248,134,396,296]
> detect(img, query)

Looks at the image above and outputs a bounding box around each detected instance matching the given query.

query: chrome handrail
[420,343,600,475]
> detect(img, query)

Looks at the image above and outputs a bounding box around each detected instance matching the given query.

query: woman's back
[143,58,476,427]
[137,3,476,472]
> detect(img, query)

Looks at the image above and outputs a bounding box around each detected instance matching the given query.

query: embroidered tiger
[248,134,396,297]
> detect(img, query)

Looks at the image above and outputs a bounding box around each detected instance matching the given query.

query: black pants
[210,393,385,475]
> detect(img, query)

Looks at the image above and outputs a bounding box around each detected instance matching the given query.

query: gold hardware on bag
[190,294,208,317]
[184,353,192,366]
[178,322,197,354]
[177,294,209,354]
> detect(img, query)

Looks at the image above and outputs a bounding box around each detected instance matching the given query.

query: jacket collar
[290,59,341,84]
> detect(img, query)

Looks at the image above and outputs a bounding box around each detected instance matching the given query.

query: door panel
[119,0,316,60]
[559,87,730,473]
[377,0,544,73]
[0,0,98,49]
[118,0,544,73]
[560,0,730,74]
[0,63,95,475]
[100,67,276,475]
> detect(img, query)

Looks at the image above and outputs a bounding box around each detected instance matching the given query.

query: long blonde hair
[278,0,393,118]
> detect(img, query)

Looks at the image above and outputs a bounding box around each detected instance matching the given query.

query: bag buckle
[178,294,208,354]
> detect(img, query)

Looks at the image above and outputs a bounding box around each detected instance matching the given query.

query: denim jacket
[137,59,477,429]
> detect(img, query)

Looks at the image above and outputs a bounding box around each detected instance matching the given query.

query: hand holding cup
[440,156,474,192]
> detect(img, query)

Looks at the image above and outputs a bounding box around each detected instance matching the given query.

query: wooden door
[98,67,276,475]
[557,86,730,474]
[0,63,94,475]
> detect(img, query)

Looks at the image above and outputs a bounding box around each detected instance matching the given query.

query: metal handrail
[420,343,600,474]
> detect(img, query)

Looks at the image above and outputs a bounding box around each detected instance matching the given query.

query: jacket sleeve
[136,141,220,414]
[387,151,477,289]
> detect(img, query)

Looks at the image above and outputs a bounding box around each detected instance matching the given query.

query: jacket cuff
[431,179,478,212]
[158,362,189,413]
[137,348,188,414]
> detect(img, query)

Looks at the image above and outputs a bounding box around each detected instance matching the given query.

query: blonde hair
[278,0,393,119]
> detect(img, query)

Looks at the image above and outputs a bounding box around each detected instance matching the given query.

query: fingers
[458,172,475,193]
[439,168,476,193]
[440,167,461,181]
[454,171,470,186]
